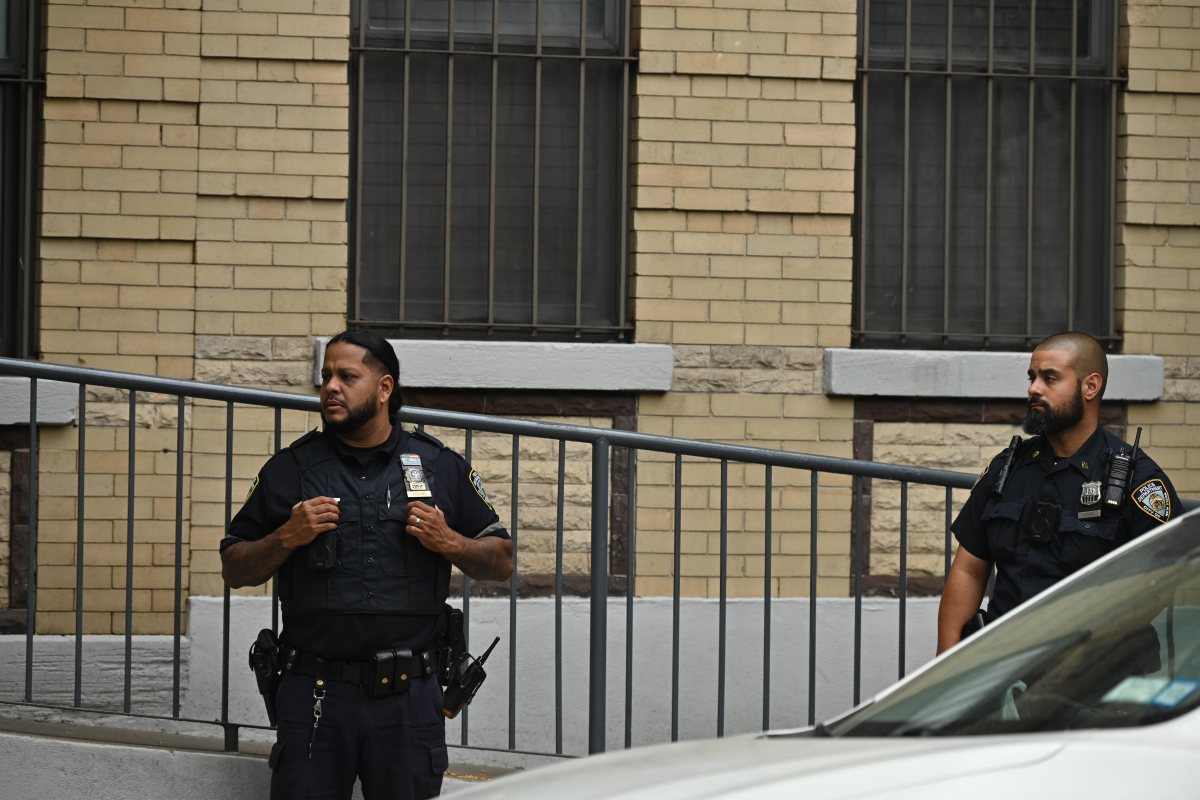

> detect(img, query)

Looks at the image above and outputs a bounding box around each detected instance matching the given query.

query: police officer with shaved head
[937,332,1179,654]
[221,330,513,799]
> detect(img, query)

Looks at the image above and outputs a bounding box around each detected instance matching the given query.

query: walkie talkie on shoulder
[1102,427,1141,514]
[991,435,1022,497]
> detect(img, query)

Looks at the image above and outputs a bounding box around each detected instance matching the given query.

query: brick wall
[632,0,858,598]
[34,0,350,633]
[1119,0,1200,499]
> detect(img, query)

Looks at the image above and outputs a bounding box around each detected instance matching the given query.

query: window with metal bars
[854,0,1120,351]
[350,0,634,342]
[0,0,38,358]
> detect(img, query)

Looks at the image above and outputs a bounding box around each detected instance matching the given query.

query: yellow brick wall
[34,0,350,633]
[632,0,858,598]
[1120,0,1200,499]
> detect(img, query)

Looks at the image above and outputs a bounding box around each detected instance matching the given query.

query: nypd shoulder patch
[245,474,260,503]
[1133,479,1171,523]
[470,469,494,510]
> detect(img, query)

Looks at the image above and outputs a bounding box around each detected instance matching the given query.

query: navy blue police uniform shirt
[952,426,1179,623]
[220,421,509,661]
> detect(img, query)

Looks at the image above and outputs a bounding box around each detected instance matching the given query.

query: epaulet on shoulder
[287,428,322,451]
[410,427,447,450]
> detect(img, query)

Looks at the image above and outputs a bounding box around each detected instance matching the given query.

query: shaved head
[1034,331,1109,398]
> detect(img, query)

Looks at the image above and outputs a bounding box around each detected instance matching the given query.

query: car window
[820,519,1200,737]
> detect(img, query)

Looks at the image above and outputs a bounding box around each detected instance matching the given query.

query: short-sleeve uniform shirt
[952,426,1179,623]
[221,421,508,659]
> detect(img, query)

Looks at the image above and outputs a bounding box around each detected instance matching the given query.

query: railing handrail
[0,356,977,489]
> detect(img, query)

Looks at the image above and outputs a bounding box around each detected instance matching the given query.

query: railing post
[589,437,610,755]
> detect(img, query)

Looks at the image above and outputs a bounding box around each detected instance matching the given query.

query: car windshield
[822,514,1200,737]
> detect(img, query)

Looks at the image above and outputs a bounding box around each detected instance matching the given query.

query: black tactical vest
[276,428,451,617]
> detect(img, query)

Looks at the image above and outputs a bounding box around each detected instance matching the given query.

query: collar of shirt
[328,418,403,475]
[1028,426,1106,479]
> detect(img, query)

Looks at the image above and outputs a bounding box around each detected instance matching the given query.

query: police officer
[221,330,513,800]
[937,332,1179,654]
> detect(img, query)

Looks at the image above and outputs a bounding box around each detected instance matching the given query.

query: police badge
[400,453,433,499]
[1078,480,1103,519]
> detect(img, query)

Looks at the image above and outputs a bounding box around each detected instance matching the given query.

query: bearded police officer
[937,332,1179,655]
[221,330,513,799]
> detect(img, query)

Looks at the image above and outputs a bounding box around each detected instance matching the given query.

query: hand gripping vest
[276,428,450,617]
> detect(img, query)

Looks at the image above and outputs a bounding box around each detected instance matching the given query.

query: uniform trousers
[269,672,448,800]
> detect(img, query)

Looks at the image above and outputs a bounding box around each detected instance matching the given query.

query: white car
[454,509,1200,799]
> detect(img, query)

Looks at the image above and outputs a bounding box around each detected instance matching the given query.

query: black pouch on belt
[369,648,413,697]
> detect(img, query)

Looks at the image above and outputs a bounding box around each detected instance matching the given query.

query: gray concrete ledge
[0,377,79,425]
[824,349,1164,401]
[314,338,674,392]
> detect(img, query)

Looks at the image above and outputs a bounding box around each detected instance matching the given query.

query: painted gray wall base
[0,730,269,800]
[824,348,1164,401]
[0,376,79,425]
[185,595,940,755]
[313,338,675,391]
[0,635,182,713]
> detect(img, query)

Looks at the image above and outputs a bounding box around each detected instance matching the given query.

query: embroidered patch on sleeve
[1133,479,1171,523]
[244,474,260,502]
[470,469,495,511]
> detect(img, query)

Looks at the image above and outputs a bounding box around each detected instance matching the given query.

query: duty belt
[282,645,450,693]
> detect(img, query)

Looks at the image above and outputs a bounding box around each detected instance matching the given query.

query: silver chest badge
[1080,480,1102,506]
[401,453,432,499]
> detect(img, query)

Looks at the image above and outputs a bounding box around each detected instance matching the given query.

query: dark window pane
[856,0,1113,350]
[353,0,629,340]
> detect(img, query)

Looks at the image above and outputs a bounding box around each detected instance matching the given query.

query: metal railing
[0,356,977,756]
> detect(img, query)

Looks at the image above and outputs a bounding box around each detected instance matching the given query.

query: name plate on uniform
[401,454,432,498]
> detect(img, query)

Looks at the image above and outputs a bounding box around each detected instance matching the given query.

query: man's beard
[1023,382,1085,436]
[322,398,378,435]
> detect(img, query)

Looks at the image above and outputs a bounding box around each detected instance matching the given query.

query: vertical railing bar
[461,428,474,745]
[74,384,87,707]
[984,0,995,342]
[807,471,818,726]
[898,481,908,680]
[588,438,611,754]
[555,440,566,755]
[398,0,413,322]
[900,0,911,338]
[221,402,234,734]
[487,0,499,329]
[272,407,282,634]
[1025,0,1037,340]
[1067,0,1078,330]
[624,445,636,749]
[761,464,772,731]
[717,459,728,737]
[24,377,38,702]
[531,0,544,329]
[172,395,186,717]
[442,0,456,325]
[670,454,682,742]
[508,434,520,751]
[123,391,137,713]
[944,486,953,578]
[852,474,863,706]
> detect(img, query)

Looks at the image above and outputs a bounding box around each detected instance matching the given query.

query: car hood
[454,730,1068,800]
